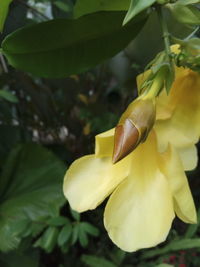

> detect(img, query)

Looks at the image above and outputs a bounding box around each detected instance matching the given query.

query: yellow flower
[138,66,200,171]
[63,66,199,252]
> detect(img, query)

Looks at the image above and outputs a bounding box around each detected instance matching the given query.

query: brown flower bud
[112,99,156,164]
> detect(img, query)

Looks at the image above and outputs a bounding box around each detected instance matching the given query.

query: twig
[0,54,8,73]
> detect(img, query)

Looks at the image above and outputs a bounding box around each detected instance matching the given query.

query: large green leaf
[0,0,13,32]
[74,0,130,18]
[123,0,155,25]
[1,11,147,78]
[0,143,66,252]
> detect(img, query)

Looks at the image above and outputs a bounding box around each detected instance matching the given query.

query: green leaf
[34,226,59,253]
[2,11,147,78]
[81,254,117,267]
[185,208,200,238]
[0,143,66,252]
[71,223,79,245]
[168,3,200,25]
[142,238,200,259]
[48,216,70,226]
[57,223,72,246]
[0,89,18,103]
[10,218,30,237]
[78,224,89,247]
[123,0,155,25]
[74,0,130,18]
[81,222,99,237]
[70,209,80,221]
[109,248,126,265]
[0,0,13,32]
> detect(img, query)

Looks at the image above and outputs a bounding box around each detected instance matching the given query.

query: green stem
[157,6,173,69]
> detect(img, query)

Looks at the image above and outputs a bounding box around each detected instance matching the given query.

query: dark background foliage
[0,1,200,266]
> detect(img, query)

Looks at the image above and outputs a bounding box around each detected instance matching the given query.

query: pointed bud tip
[112,119,140,164]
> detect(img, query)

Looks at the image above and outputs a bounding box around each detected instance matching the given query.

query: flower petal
[104,132,175,252]
[95,128,114,157]
[157,67,200,126]
[155,119,198,151]
[155,121,199,173]
[169,69,200,139]
[156,68,200,140]
[159,145,197,224]
[155,120,198,171]
[63,153,131,212]
[178,145,198,171]
[156,89,174,120]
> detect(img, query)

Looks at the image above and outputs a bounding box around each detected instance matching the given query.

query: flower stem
[157,6,174,70]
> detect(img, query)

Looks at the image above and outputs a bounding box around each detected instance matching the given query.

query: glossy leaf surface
[2,11,147,78]
[0,144,66,251]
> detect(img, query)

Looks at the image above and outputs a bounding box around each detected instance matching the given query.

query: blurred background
[0,0,200,266]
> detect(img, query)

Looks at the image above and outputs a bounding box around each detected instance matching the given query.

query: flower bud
[112,99,156,163]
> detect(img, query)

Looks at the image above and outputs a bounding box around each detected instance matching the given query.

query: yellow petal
[156,67,200,125]
[63,153,131,213]
[159,145,197,224]
[95,128,114,157]
[157,68,200,136]
[156,89,174,120]
[155,121,198,171]
[155,119,198,151]
[178,145,198,171]
[171,44,180,54]
[169,69,200,139]
[104,132,175,252]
